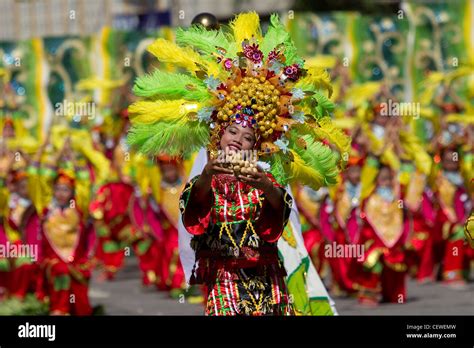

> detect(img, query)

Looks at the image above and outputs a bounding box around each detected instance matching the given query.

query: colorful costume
[90,182,135,280]
[181,173,294,315]
[323,158,363,294]
[0,168,41,300]
[32,163,95,315]
[127,12,348,315]
[153,157,186,293]
[293,184,328,277]
[432,168,470,282]
[349,162,408,304]
[402,166,436,283]
[128,154,166,288]
[39,200,93,315]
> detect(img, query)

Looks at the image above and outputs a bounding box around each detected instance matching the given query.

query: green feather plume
[261,14,290,56]
[299,91,335,119]
[260,13,303,66]
[133,70,209,101]
[268,152,290,186]
[289,133,339,187]
[127,120,209,157]
[175,25,235,57]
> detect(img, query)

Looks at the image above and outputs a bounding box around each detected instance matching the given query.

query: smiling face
[220,123,256,152]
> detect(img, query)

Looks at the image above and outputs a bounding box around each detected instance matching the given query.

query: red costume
[349,188,408,304]
[403,171,436,282]
[37,204,94,315]
[294,185,328,277]
[433,171,470,282]
[90,182,135,280]
[1,170,41,300]
[325,179,362,294]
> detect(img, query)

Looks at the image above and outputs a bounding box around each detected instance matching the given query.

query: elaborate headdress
[127,12,350,190]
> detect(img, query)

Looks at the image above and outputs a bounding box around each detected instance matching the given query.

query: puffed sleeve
[179,175,212,236]
[255,173,293,243]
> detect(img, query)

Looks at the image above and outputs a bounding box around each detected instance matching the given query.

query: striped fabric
[204,268,294,316]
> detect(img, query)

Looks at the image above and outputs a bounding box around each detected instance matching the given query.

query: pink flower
[283,64,300,80]
[223,58,233,70]
[268,50,280,61]
[243,43,263,63]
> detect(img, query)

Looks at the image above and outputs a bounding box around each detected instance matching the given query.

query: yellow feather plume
[296,67,333,98]
[313,117,351,160]
[230,12,262,46]
[287,150,324,190]
[128,100,200,124]
[419,66,474,105]
[361,122,383,154]
[6,136,39,155]
[204,60,226,80]
[147,38,225,79]
[148,39,202,74]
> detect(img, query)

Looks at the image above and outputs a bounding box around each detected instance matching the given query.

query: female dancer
[127,12,349,315]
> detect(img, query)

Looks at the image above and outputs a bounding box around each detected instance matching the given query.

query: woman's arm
[237,166,284,210]
[238,168,292,242]
[182,157,233,230]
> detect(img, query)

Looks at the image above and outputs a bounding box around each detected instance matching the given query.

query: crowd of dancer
[0,109,197,314]
[297,60,473,306]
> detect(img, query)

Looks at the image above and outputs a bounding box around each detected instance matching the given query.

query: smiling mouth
[228,144,241,151]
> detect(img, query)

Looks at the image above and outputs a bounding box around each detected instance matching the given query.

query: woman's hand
[239,166,286,217]
[237,166,273,193]
[202,158,233,178]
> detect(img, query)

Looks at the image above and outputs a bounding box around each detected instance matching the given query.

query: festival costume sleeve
[26,165,50,216]
[80,145,110,187]
[179,175,212,236]
[255,173,293,243]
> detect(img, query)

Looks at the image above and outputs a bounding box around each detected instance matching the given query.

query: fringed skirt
[204,266,294,316]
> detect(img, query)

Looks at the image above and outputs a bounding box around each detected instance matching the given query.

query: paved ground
[89,256,203,315]
[89,256,474,315]
[335,279,474,315]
